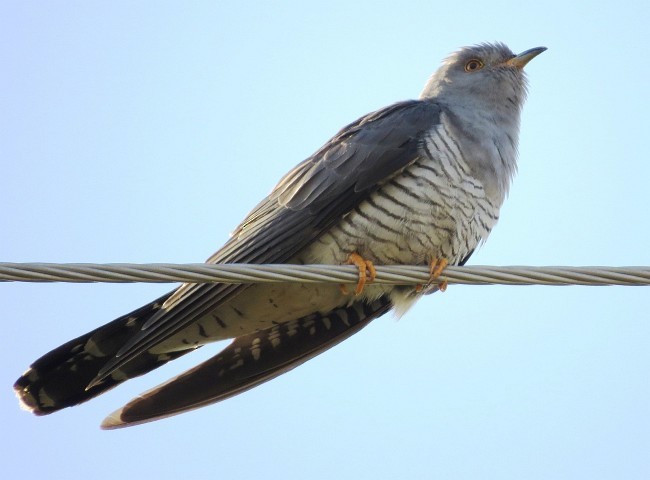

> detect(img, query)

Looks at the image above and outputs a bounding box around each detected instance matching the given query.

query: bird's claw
[416,257,449,293]
[341,253,376,296]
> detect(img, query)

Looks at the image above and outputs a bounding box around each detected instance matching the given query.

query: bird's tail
[14,292,194,415]
[100,296,393,429]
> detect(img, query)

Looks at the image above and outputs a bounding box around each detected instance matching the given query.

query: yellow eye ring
[464,59,484,72]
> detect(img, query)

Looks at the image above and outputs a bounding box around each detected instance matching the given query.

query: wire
[1,263,649,286]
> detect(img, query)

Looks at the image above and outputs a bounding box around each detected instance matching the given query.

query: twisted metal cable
[1,262,650,286]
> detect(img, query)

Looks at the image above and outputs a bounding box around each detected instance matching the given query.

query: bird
[14,42,545,429]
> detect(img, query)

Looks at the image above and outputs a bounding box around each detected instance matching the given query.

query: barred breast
[301,116,502,314]
[307,119,500,268]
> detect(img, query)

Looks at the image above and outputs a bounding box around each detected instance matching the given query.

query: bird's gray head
[420,43,545,202]
[420,42,546,113]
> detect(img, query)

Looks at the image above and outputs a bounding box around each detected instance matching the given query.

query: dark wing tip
[101,406,141,430]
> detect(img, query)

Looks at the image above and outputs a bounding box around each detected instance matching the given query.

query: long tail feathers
[13,292,196,415]
[101,296,392,429]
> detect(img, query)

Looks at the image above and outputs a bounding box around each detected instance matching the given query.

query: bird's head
[420,42,546,112]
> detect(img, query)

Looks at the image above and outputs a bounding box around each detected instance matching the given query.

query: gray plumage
[14,42,545,428]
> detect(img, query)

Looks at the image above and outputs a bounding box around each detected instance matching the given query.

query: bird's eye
[464,59,484,72]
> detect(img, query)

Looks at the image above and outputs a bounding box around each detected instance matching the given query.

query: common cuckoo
[15,42,545,428]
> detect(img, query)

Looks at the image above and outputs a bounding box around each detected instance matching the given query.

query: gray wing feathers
[93,100,440,385]
[278,100,441,210]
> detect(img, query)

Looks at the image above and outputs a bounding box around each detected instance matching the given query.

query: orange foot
[340,252,376,296]
[416,257,449,293]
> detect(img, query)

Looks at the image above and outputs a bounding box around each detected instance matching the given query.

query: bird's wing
[91,99,441,385]
[101,296,392,428]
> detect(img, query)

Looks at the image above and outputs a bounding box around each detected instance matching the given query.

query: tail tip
[14,369,52,416]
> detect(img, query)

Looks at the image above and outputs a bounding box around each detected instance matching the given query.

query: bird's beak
[506,46,547,69]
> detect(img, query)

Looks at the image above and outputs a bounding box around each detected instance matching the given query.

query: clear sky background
[2,2,649,479]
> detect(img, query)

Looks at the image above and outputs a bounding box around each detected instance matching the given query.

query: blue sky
[2,2,649,479]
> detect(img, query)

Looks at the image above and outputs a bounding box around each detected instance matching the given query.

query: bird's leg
[341,252,376,296]
[415,257,449,293]
[429,257,449,292]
